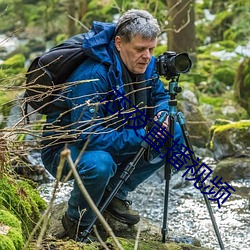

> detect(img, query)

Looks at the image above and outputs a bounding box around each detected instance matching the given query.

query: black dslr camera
[156,51,192,79]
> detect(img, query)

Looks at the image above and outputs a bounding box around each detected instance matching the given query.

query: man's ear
[115,36,122,51]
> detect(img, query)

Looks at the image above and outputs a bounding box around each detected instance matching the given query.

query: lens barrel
[156,51,192,79]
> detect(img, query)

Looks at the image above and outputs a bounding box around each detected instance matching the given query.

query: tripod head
[168,76,182,100]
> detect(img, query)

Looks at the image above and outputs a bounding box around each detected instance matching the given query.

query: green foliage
[1,54,25,69]
[199,95,224,107]
[234,57,250,115]
[196,0,250,47]
[213,67,235,86]
[0,54,26,84]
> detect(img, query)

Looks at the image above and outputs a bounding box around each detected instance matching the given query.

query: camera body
[156,51,192,79]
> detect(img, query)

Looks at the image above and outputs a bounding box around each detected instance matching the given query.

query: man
[41,9,184,241]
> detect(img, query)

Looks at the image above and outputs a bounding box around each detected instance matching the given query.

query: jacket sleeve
[65,61,146,156]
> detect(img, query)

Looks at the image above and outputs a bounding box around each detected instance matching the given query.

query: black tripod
[82,77,225,249]
[161,77,225,249]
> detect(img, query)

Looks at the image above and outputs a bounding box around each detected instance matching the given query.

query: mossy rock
[43,202,211,250]
[106,237,210,250]
[28,237,211,250]
[0,209,24,250]
[209,120,250,160]
[0,174,47,239]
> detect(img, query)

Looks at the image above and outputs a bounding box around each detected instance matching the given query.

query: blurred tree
[166,0,196,62]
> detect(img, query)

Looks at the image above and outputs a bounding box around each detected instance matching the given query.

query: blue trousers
[41,123,184,226]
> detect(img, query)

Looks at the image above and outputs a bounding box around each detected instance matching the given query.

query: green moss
[0,54,26,86]
[213,120,250,133]
[0,235,16,250]
[0,209,24,249]
[0,209,21,229]
[0,175,47,239]
[7,228,24,249]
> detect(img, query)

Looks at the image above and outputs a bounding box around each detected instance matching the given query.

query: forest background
[0,0,250,124]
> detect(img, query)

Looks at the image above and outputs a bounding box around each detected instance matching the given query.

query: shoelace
[123,200,132,209]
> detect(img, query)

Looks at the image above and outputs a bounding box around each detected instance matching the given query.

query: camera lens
[156,51,192,79]
[174,53,192,73]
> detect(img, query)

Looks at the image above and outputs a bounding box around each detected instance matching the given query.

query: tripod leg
[82,147,147,240]
[161,114,174,243]
[177,112,225,250]
[82,112,169,241]
[161,164,171,243]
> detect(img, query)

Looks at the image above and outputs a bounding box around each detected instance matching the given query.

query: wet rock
[213,157,250,182]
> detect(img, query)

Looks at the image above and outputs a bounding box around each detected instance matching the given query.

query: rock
[213,157,250,182]
[209,120,250,160]
[43,201,212,250]
[181,89,199,105]
[179,100,211,148]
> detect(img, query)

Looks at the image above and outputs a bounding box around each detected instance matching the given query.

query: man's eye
[136,48,144,52]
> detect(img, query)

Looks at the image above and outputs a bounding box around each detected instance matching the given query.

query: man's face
[115,35,157,74]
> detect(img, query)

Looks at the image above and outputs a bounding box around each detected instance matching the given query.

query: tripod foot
[161,227,168,243]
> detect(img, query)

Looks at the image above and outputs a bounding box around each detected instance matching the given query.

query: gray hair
[115,9,160,43]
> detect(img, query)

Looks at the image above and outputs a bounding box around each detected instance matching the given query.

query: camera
[156,51,192,79]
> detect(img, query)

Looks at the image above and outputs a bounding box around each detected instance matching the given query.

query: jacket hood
[82,21,116,65]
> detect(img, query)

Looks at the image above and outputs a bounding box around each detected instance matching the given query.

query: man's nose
[142,49,151,59]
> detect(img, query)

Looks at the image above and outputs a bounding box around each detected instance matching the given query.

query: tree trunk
[167,0,196,62]
[67,0,76,36]
[78,0,88,20]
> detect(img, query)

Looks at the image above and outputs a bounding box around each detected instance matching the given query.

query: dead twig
[61,147,124,250]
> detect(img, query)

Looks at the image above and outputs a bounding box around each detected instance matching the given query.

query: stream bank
[38,156,250,250]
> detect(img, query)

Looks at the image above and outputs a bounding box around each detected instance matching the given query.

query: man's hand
[154,111,169,138]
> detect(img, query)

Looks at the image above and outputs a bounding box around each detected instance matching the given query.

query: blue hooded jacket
[43,21,170,156]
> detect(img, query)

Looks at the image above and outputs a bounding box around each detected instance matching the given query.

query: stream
[38,156,250,250]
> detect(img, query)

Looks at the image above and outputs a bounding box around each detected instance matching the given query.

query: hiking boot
[105,196,140,225]
[61,213,97,243]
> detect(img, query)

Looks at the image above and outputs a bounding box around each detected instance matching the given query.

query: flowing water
[38,157,250,250]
